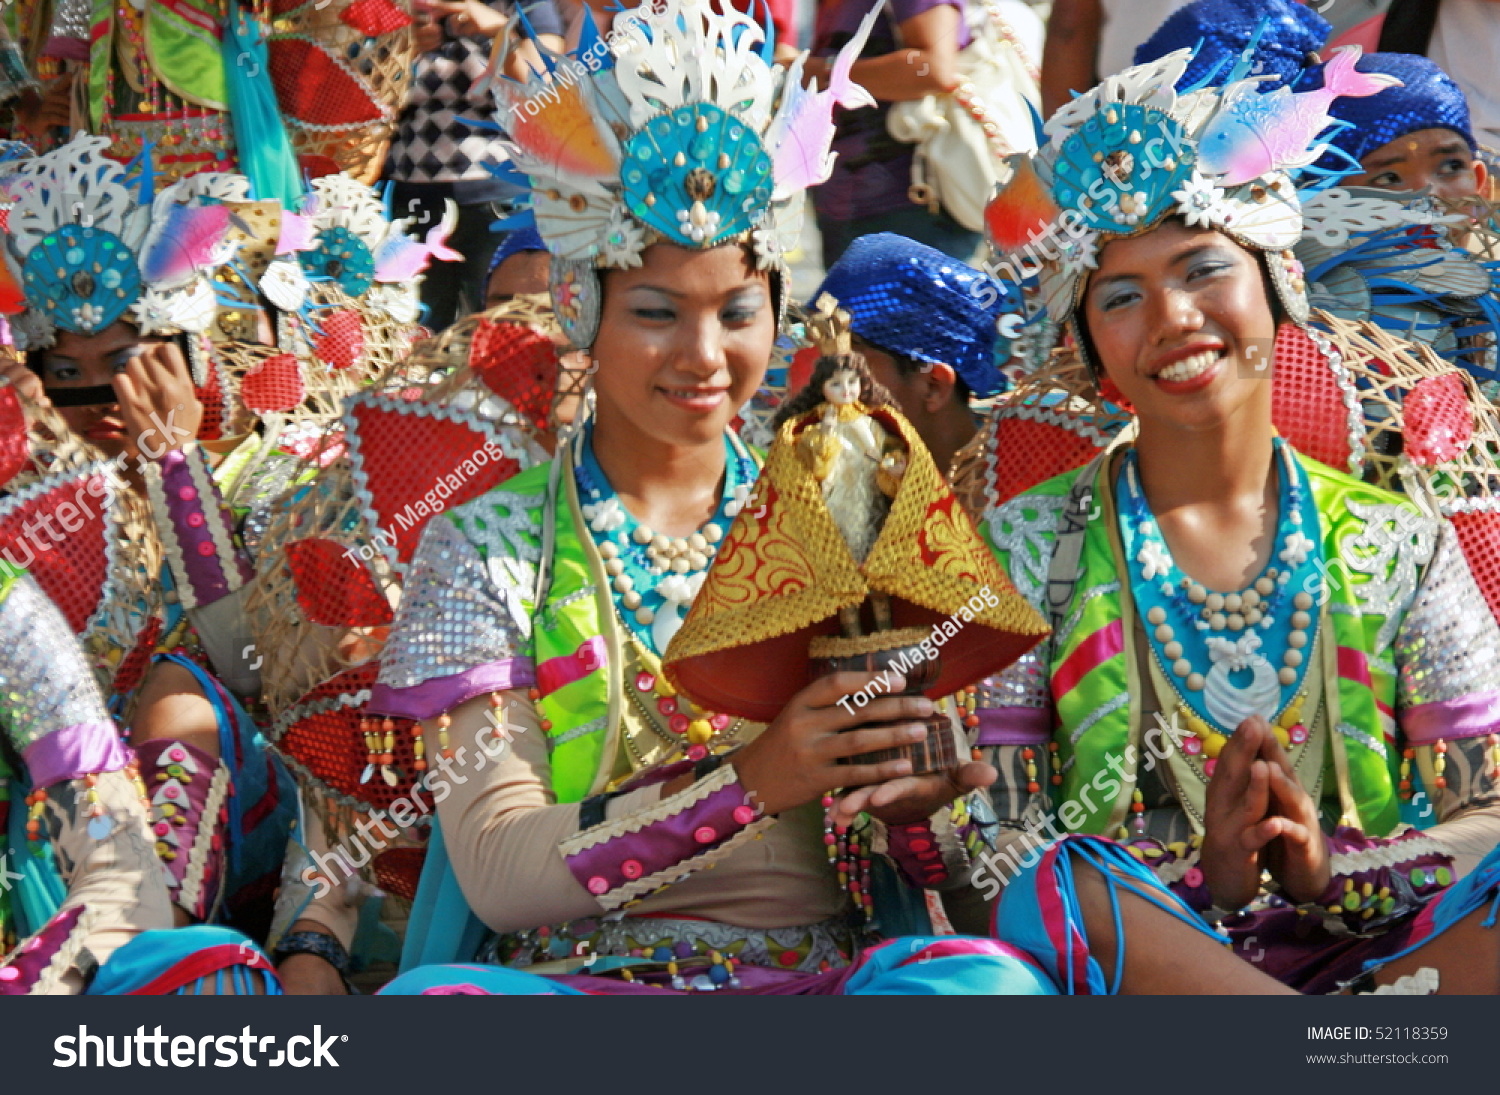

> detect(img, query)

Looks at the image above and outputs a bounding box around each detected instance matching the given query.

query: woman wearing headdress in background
[0,137,302,943]
[365,0,1054,996]
[972,45,1500,993]
[1134,4,1500,396]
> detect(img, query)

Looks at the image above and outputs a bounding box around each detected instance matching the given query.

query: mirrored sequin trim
[1396,522,1500,708]
[1337,721,1388,760]
[1068,692,1130,750]
[987,494,1067,611]
[553,714,608,747]
[0,575,113,750]
[377,516,533,692]
[1056,581,1120,649]
[977,648,1050,709]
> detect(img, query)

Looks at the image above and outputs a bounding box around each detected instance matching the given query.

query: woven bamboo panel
[268,0,416,183]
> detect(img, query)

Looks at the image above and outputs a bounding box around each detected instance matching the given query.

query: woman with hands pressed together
[367,0,1052,996]
[974,50,1500,994]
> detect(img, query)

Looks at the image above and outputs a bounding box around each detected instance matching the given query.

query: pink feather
[276,211,318,255]
[140,204,230,287]
[424,221,463,263]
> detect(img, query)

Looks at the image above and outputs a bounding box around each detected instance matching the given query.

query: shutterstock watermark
[54,1026,344,1068]
[970,712,1192,901]
[834,587,1002,716]
[301,703,527,899]
[1,406,192,570]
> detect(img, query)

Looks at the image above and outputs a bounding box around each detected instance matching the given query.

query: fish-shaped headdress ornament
[0,135,260,350]
[490,0,879,348]
[982,45,1397,371]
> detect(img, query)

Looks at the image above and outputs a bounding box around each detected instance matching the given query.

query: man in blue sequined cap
[811,232,1014,475]
[1133,0,1331,91]
[1295,51,1487,203]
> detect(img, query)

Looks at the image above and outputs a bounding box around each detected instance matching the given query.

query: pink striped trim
[536,636,608,697]
[1052,619,1123,699]
[1339,645,1394,720]
[1338,646,1372,689]
[1035,844,1094,994]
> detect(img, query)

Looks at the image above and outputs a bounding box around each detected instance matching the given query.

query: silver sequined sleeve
[377,514,535,696]
[0,573,114,755]
[1394,521,1500,727]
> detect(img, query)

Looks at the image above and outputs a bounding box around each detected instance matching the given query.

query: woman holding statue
[363,0,1052,995]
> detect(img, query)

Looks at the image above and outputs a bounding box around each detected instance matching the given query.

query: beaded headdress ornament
[983,46,1398,369]
[1133,0,1330,92]
[1,135,248,350]
[492,0,881,348]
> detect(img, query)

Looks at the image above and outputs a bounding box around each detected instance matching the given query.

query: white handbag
[885,1,1042,232]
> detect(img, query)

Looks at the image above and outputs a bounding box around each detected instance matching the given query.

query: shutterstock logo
[54,1026,345,1068]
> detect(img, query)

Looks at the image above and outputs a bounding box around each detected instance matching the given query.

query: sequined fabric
[977,649,1050,710]
[1397,521,1500,709]
[377,511,534,692]
[1297,52,1478,168]
[0,574,114,752]
[45,0,91,43]
[1135,0,1331,91]
[813,233,1010,398]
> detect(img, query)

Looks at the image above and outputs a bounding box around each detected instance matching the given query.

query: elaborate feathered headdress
[983,47,1398,369]
[491,0,880,347]
[1,135,249,350]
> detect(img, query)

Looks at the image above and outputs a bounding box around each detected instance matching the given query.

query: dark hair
[873,338,973,404]
[771,352,898,430]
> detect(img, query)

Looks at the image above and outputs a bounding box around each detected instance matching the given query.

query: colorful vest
[987,450,1430,838]
[446,442,763,804]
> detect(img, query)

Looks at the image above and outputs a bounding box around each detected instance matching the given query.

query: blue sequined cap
[811,233,1011,399]
[1296,52,1476,169]
[486,224,547,280]
[1134,0,1330,91]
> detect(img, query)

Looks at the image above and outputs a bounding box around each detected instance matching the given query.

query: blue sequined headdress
[1295,52,1476,170]
[812,233,1014,399]
[1,135,248,350]
[491,0,880,348]
[486,223,547,282]
[1135,0,1330,92]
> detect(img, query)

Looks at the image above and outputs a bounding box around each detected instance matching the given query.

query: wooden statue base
[809,628,960,778]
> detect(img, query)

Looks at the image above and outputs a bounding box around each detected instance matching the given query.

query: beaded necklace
[1118,439,1321,767]
[574,427,876,931]
[573,422,754,656]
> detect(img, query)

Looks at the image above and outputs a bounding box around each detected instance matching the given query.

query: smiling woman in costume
[974,47,1500,994]
[366,0,1052,996]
